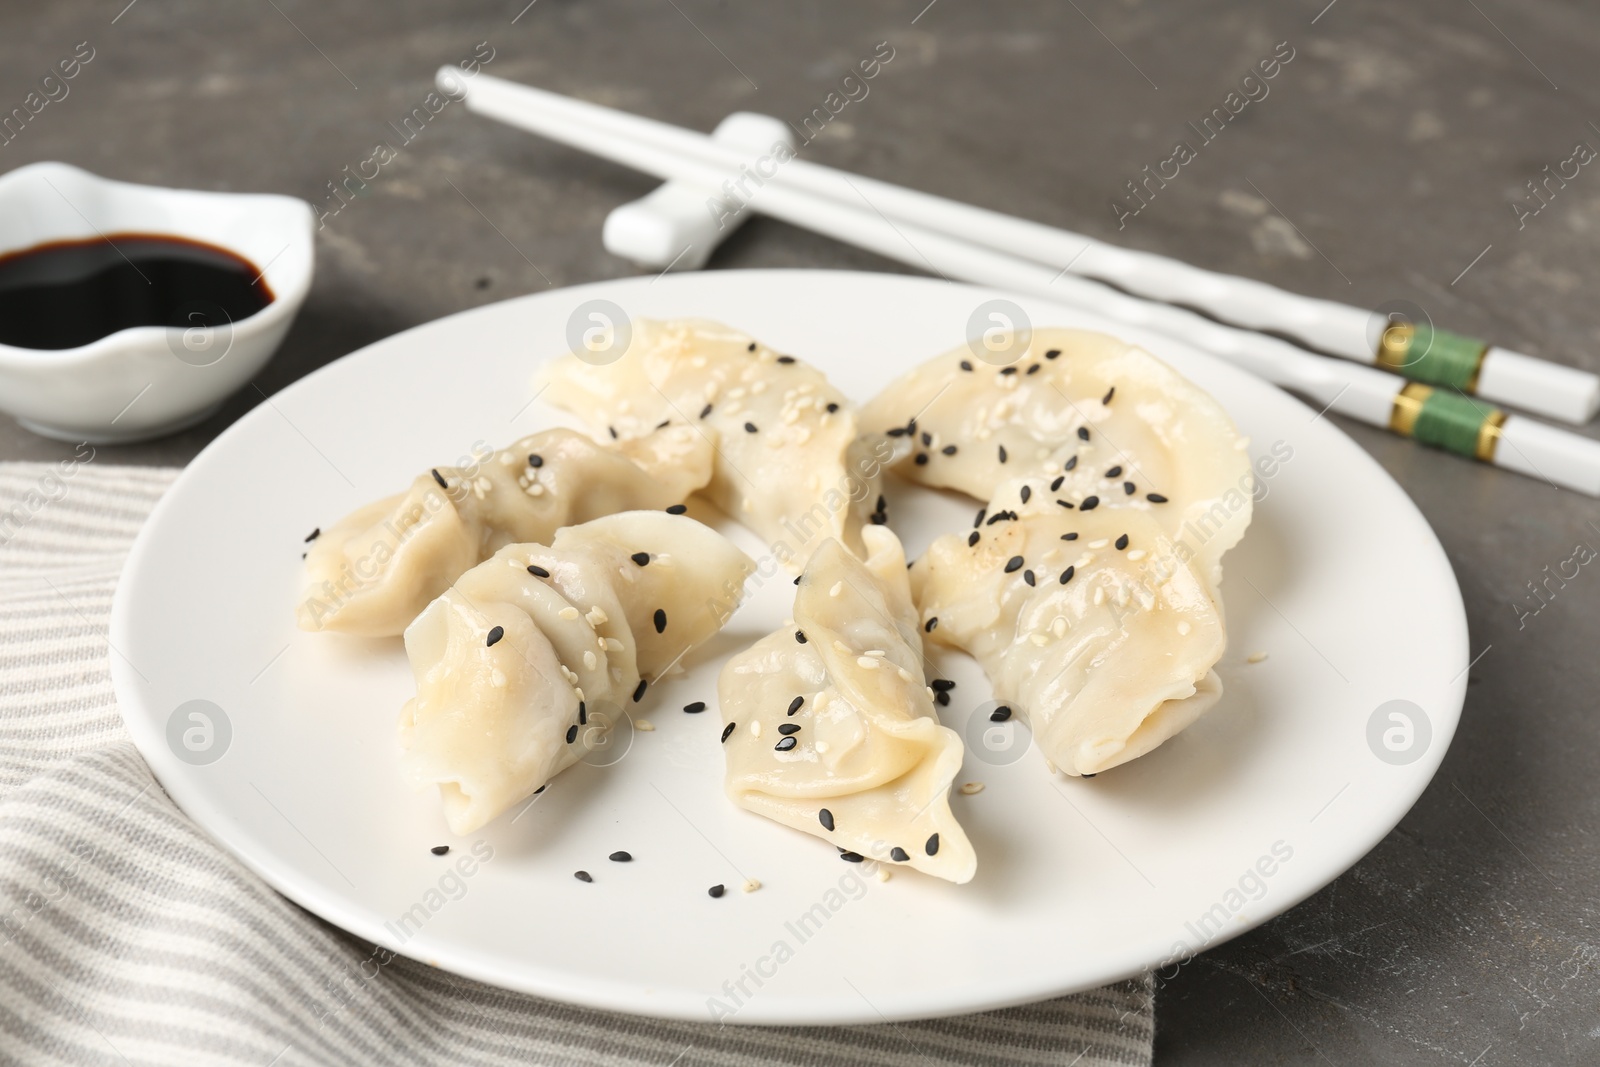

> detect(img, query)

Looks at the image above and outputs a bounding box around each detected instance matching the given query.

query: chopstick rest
[601,112,793,271]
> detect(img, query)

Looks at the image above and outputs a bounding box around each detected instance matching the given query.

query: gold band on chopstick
[1376,323,1489,393]
[1389,382,1506,462]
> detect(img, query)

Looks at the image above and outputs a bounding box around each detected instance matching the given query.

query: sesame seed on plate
[990,706,1012,722]
[683,701,706,714]
[633,679,648,702]
[721,722,736,743]
[708,884,726,897]
[574,870,592,882]
[609,851,632,862]
[431,845,450,856]
[890,847,910,862]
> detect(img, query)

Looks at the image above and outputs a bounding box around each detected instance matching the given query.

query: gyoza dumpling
[910,484,1226,778]
[861,328,1252,588]
[718,526,976,883]
[400,511,754,835]
[539,318,899,570]
[298,424,713,636]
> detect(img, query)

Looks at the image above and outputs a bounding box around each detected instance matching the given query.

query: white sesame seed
[1029,633,1049,646]
[635,719,655,731]
[1089,538,1109,549]
[490,669,506,688]
[526,483,545,497]
[604,637,624,652]
[1247,651,1269,664]
[874,866,891,882]
[865,649,886,657]
[750,720,762,737]
[559,607,579,620]
[897,667,914,682]
[586,606,608,626]
[829,582,842,597]
[959,781,985,795]
[583,651,597,670]
[1177,621,1191,636]
[1093,587,1105,606]
[815,740,831,754]
[1128,549,1147,561]
[856,656,879,669]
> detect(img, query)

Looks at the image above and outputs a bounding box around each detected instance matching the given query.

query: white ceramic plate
[111,270,1468,1026]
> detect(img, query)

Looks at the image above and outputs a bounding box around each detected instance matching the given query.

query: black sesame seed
[608,426,618,439]
[886,427,907,437]
[1077,426,1091,441]
[826,402,839,413]
[1020,485,1032,504]
[684,701,706,714]
[890,846,910,862]
[1024,570,1036,586]
[968,531,980,547]
[527,453,544,468]
[974,507,986,528]
[914,453,929,466]
[653,608,667,633]
[960,360,974,371]
[925,833,940,856]
[486,625,504,647]
[700,403,713,419]
[839,851,864,863]
[935,690,950,706]
[1045,348,1061,359]
[1050,476,1065,491]
[778,723,801,735]
[578,701,587,725]
[431,468,448,489]
[666,503,688,515]
[431,845,450,856]
[633,679,648,703]
[534,785,546,794]
[657,418,671,429]
[1056,499,1074,509]
[1064,455,1079,471]
[924,617,938,632]
[304,528,320,542]
[574,870,592,882]
[1083,773,1097,779]
[1115,534,1129,550]
[1000,366,1017,376]
[920,431,932,446]
[793,576,801,585]
[1124,481,1137,495]
[877,494,887,512]
[991,706,1012,722]
[1026,363,1041,375]
[819,808,835,831]
[1080,496,1100,511]
[631,552,650,566]
[528,564,549,579]
[777,355,796,364]
[708,884,726,897]
[566,725,578,744]
[747,342,757,351]
[721,722,736,743]
[774,737,797,752]
[744,422,758,434]
[931,679,956,691]
[795,629,807,644]
[942,444,958,456]
[1062,532,1079,541]
[998,444,1008,463]
[787,696,804,716]
[1106,465,1122,478]
[1147,492,1168,503]
[1004,556,1024,573]
[1060,565,1075,584]
[609,851,632,862]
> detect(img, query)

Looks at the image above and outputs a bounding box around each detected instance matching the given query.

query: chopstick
[449,70,1600,427]
[447,70,1600,497]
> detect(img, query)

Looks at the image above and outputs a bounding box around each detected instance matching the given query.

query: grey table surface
[3,1,1597,1063]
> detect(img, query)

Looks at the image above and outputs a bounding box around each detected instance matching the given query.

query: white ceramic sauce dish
[0,162,314,443]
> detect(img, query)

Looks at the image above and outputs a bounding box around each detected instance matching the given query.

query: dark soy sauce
[0,233,273,350]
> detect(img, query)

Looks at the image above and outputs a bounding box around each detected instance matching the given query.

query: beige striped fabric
[0,461,1154,1067]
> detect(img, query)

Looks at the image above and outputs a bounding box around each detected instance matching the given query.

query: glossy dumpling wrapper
[718,526,976,883]
[861,328,1252,589]
[298,424,713,636]
[539,318,900,570]
[910,486,1226,777]
[400,511,755,835]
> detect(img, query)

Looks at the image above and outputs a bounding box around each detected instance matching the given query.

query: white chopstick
[447,70,1600,497]
[449,70,1599,427]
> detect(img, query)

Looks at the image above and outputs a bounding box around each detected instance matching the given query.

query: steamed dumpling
[718,527,976,883]
[400,511,754,835]
[910,484,1226,778]
[298,425,713,636]
[539,318,899,570]
[861,328,1252,588]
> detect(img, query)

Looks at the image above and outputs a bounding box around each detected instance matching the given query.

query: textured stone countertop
[2,1,1597,1062]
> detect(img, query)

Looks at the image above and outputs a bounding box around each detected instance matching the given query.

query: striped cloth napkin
[0,461,1154,1067]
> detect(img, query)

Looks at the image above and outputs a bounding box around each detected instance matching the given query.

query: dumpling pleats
[719,528,976,883]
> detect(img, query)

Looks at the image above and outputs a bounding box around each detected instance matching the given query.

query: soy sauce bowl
[0,162,314,444]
